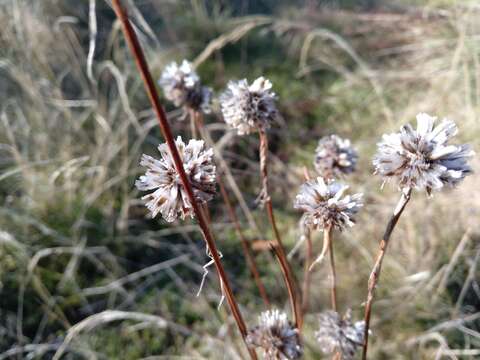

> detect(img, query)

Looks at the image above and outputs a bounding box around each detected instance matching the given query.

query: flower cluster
[294,177,363,231]
[220,77,278,135]
[246,309,303,360]
[315,310,365,360]
[159,60,212,113]
[135,137,216,222]
[314,135,358,178]
[373,113,473,194]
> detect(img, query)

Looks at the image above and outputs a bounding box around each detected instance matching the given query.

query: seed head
[294,177,363,231]
[373,113,474,194]
[159,60,212,113]
[246,309,303,360]
[220,77,278,135]
[315,310,365,360]
[314,135,358,178]
[135,137,216,222]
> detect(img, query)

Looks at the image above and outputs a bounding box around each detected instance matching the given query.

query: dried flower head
[294,177,363,231]
[314,135,358,178]
[135,137,216,222]
[159,60,212,113]
[373,113,474,194]
[315,310,365,360]
[246,309,303,360]
[220,77,278,135]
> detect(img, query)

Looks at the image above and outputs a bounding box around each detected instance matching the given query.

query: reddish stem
[270,243,302,330]
[301,229,313,313]
[193,111,270,307]
[258,129,302,329]
[111,2,256,358]
[218,174,271,307]
[362,188,411,360]
[326,225,337,311]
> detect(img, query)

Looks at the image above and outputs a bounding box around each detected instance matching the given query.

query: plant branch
[270,243,302,330]
[110,2,256,358]
[326,225,337,311]
[362,187,412,360]
[193,111,270,306]
[258,128,302,329]
[301,228,313,313]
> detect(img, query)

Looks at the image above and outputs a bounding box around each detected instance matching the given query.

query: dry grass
[0,0,479,359]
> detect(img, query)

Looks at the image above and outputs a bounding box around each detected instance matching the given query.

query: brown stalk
[301,228,313,313]
[301,166,312,313]
[192,111,270,306]
[110,2,256,358]
[361,187,411,360]
[218,178,271,307]
[326,225,337,311]
[258,129,302,328]
[188,108,198,139]
[270,243,302,329]
[197,113,260,234]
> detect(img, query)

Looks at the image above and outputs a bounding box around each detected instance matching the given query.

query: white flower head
[315,135,358,178]
[373,113,474,194]
[220,76,278,135]
[246,309,303,360]
[135,137,216,222]
[294,177,363,231]
[159,60,212,113]
[315,310,365,360]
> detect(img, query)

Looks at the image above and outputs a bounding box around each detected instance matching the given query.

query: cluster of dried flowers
[135,136,216,222]
[246,309,303,360]
[294,177,363,232]
[220,77,278,135]
[373,112,473,194]
[315,310,365,360]
[134,57,474,360]
[314,135,358,178]
[159,60,212,115]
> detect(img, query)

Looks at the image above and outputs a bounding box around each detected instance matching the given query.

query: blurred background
[0,0,479,359]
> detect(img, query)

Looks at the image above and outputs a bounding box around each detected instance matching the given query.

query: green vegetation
[0,0,479,359]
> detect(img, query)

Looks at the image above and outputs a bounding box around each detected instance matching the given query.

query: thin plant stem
[270,243,302,329]
[326,225,337,311]
[188,108,198,139]
[258,128,302,329]
[192,111,270,306]
[200,202,212,225]
[218,172,271,307]
[195,112,260,233]
[301,166,312,313]
[110,2,256,358]
[362,187,412,360]
[301,228,313,313]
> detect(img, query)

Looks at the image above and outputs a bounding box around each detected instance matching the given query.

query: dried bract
[294,177,363,231]
[136,137,216,222]
[220,77,278,135]
[246,309,303,360]
[373,113,474,194]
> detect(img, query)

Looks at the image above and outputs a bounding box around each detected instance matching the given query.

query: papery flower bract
[220,77,278,135]
[135,137,216,222]
[315,135,358,178]
[159,60,212,113]
[246,309,303,360]
[294,177,363,231]
[315,310,365,360]
[373,113,474,194]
